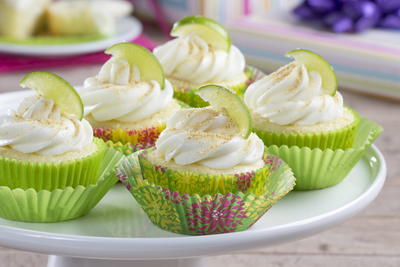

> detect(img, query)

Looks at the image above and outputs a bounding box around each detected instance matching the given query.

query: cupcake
[79,42,181,153]
[0,72,125,223]
[47,0,132,37]
[244,49,382,190]
[0,72,106,191]
[153,15,256,107]
[0,0,51,39]
[119,85,295,235]
[244,49,359,150]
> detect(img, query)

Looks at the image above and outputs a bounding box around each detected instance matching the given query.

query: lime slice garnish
[196,85,252,138]
[171,15,231,51]
[286,49,338,96]
[105,42,165,88]
[20,72,84,120]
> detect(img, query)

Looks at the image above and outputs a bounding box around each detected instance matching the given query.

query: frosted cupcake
[47,0,132,36]
[119,85,295,235]
[244,49,359,150]
[0,72,105,191]
[153,16,255,107]
[79,42,181,152]
[0,0,50,38]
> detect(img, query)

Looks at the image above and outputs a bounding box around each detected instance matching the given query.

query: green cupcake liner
[0,138,106,191]
[104,141,138,156]
[0,146,124,222]
[173,66,263,108]
[138,149,285,196]
[117,152,295,235]
[254,108,359,150]
[265,118,382,190]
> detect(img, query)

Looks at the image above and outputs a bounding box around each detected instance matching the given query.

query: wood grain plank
[204,254,400,267]
[251,217,400,256]
[0,250,47,267]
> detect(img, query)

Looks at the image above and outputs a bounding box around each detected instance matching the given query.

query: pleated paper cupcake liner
[255,108,360,150]
[265,118,382,190]
[102,141,137,156]
[117,152,295,235]
[94,124,165,151]
[0,146,124,223]
[172,66,265,108]
[93,101,189,155]
[138,149,287,196]
[0,138,106,191]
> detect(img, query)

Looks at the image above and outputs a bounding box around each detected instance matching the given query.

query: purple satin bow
[293,0,400,33]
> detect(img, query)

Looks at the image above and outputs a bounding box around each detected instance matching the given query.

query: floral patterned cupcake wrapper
[0,138,106,191]
[0,146,124,223]
[173,66,265,108]
[265,118,382,190]
[255,107,360,150]
[93,101,189,155]
[117,152,295,235]
[138,148,283,196]
[94,125,165,154]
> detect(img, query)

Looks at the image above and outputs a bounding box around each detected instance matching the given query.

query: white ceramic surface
[0,91,386,264]
[0,17,142,56]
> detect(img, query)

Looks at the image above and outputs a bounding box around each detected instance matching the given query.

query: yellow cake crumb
[0,142,98,163]
[168,72,249,90]
[253,107,356,134]
[146,150,265,175]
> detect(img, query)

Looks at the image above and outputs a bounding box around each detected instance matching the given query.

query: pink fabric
[243,0,251,15]
[148,0,172,39]
[0,34,156,73]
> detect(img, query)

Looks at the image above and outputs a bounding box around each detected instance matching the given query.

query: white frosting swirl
[80,57,174,122]
[153,35,246,84]
[0,96,93,156]
[244,62,344,126]
[156,107,264,169]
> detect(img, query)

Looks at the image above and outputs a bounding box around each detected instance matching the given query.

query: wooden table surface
[0,65,399,267]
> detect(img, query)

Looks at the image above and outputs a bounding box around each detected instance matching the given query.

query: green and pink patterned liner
[118,152,295,235]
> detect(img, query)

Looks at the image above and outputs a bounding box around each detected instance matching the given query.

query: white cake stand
[0,145,386,267]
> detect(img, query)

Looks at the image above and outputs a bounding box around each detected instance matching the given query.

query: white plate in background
[0,17,142,57]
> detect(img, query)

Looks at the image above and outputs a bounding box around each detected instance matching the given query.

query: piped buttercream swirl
[153,35,246,84]
[156,107,264,169]
[244,62,344,126]
[80,57,174,123]
[0,95,93,156]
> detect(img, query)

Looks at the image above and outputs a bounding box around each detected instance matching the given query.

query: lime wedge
[105,42,165,88]
[20,72,83,120]
[171,15,231,51]
[286,49,338,96]
[196,85,252,138]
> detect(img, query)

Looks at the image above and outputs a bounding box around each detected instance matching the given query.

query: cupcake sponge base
[254,108,360,150]
[139,149,277,196]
